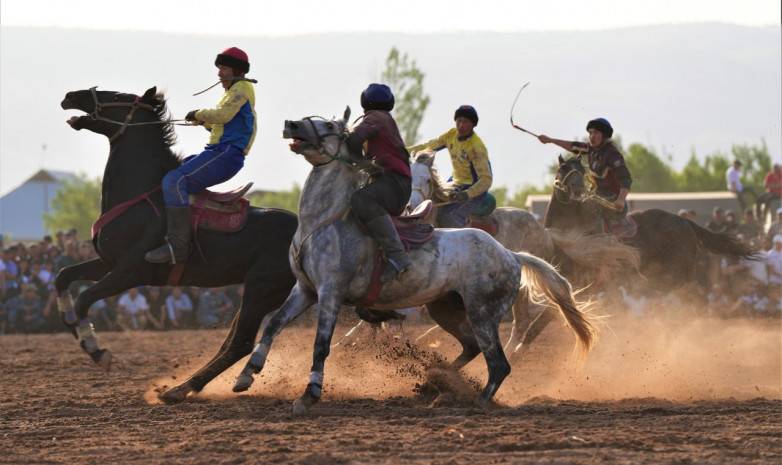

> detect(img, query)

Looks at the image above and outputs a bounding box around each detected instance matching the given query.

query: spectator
[705,207,727,233]
[766,208,782,244]
[196,286,234,328]
[1,246,21,301]
[6,283,46,333]
[165,286,193,329]
[116,287,152,331]
[143,287,166,330]
[766,234,782,286]
[737,209,763,243]
[726,160,757,213]
[706,283,730,318]
[756,163,782,222]
[723,210,740,235]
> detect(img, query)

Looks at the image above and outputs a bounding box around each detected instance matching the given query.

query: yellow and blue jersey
[195,80,256,155]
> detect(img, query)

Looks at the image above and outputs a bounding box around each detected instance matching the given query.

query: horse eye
[325,123,334,130]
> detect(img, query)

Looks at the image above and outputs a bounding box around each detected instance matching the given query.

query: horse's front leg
[292,292,342,415]
[232,282,316,393]
[55,258,111,326]
[57,261,144,371]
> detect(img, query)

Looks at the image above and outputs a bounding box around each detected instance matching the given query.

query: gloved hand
[449,191,470,202]
[185,110,200,122]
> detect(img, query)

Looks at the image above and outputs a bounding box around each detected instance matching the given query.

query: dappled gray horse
[232,108,598,414]
[408,150,639,355]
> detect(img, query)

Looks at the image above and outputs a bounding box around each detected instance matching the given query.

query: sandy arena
[1,313,780,464]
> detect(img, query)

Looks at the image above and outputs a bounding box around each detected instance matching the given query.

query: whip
[509,82,539,137]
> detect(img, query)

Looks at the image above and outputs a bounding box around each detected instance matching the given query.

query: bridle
[87,86,188,142]
[553,159,595,204]
[301,116,351,164]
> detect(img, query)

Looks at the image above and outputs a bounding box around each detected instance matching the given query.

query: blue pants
[162,143,245,207]
[438,190,488,228]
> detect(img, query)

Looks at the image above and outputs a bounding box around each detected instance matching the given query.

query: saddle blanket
[190,190,249,233]
[602,216,638,239]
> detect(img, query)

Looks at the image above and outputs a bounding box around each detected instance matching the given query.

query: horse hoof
[95,349,112,372]
[233,372,255,393]
[292,398,309,415]
[158,384,193,404]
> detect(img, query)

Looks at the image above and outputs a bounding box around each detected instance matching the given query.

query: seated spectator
[737,209,763,243]
[723,210,740,235]
[766,208,782,245]
[705,207,727,233]
[143,287,166,330]
[196,287,234,329]
[165,286,194,329]
[766,234,782,286]
[707,283,730,318]
[116,287,152,331]
[6,283,46,333]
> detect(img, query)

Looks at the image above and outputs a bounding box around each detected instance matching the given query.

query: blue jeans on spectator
[162,143,245,207]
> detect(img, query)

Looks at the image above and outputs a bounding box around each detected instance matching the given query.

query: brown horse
[547,155,755,292]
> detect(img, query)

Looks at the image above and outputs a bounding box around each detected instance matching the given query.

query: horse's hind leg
[159,272,295,404]
[464,298,512,405]
[504,288,532,356]
[426,294,481,370]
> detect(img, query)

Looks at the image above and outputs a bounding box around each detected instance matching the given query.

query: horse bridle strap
[89,86,158,142]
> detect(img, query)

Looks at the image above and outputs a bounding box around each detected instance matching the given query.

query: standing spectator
[756,163,782,222]
[165,286,193,329]
[116,287,152,331]
[726,160,757,213]
[6,284,46,333]
[766,235,782,286]
[196,286,234,328]
[1,246,20,301]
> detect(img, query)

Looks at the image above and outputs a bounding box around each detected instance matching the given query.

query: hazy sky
[2,0,779,35]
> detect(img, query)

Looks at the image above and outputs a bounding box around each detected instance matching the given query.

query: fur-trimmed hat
[360,83,394,111]
[215,47,250,74]
[586,118,613,138]
[454,105,478,126]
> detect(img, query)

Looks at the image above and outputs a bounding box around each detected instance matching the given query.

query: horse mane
[149,91,178,149]
[412,150,451,203]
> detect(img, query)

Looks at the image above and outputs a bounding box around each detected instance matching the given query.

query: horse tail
[513,252,600,361]
[548,228,641,273]
[688,222,756,259]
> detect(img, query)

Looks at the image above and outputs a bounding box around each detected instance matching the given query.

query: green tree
[248,184,301,214]
[624,143,678,192]
[381,47,430,146]
[42,174,102,238]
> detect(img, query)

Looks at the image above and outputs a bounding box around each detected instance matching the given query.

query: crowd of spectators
[0,228,245,335]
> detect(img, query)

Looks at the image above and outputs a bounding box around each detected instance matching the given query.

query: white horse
[408,150,640,355]
[232,108,598,414]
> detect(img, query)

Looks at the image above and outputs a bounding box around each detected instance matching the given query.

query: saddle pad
[467,214,499,236]
[396,223,435,249]
[602,216,638,239]
[191,197,249,233]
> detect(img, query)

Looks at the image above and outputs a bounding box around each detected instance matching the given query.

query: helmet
[586,118,613,138]
[454,105,479,126]
[215,47,250,73]
[360,83,394,111]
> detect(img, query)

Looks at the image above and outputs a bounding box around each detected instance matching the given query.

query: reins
[88,86,191,142]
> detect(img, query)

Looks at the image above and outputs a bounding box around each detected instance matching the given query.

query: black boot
[367,214,413,283]
[145,206,192,264]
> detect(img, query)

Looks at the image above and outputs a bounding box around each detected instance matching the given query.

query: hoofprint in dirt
[0,317,779,464]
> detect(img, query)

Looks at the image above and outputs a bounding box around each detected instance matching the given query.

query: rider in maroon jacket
[347,83,413,283]
[538,118,633,222]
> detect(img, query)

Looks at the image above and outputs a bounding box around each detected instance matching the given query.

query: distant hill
[1,24,779,197]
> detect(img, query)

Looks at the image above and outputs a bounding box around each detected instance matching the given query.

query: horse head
[61,86,167,143]
[408,149,451,212]
[283,107,352,165]
[554,154,590,202]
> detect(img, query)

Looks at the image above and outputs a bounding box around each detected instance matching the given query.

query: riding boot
[366,214,413,283]
[145,206,192,264]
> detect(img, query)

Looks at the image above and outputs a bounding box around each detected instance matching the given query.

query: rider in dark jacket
[538,118,632,221]
[347,83,413,283]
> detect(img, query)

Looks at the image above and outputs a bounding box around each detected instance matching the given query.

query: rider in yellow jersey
[408,105,494,228]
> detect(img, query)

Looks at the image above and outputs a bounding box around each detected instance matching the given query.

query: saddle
[188,182,252,233]
[391,200,435,248]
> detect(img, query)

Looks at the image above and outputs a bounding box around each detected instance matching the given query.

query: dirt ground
[1,313,780,464]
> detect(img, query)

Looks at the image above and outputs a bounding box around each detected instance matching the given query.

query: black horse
[60,86,297,403]
[546,155,755,292]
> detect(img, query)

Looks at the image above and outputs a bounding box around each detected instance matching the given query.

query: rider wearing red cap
[538,118,633,220]
[146,47,256,264]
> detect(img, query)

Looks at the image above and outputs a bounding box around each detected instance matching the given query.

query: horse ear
[576,154,582,163]
[558,154,564,165]
[343,106,351,123]
[141,87,157,102]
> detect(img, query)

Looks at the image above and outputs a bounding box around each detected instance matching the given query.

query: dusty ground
[1,313,780,464]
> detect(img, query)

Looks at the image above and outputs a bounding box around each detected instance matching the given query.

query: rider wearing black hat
[347,83,413,283]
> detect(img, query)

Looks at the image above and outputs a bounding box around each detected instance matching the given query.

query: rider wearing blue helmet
[347,83,413,283]
[538,118,632,220]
